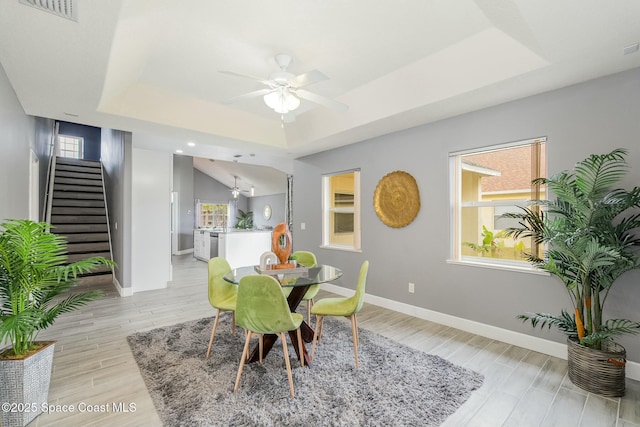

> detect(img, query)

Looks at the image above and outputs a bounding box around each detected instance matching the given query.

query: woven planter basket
[567,337,626,397]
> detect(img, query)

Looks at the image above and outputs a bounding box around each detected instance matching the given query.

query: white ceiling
[1,1,639,195]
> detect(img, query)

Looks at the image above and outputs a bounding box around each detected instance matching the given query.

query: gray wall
[194,168,248,228]
[249,193,286,230]
[292,67,640,361]
[0,65,52,223]
[173,155,195,250]
[101,129,132,289]
[0,63,35,221]
[58,121,102,161]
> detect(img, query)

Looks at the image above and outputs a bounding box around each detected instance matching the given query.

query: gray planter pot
[0,341,56,427]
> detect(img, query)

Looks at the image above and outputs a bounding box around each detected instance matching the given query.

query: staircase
[49,157,114,286]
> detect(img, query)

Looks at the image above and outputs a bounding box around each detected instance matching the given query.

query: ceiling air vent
[19,0,77,21]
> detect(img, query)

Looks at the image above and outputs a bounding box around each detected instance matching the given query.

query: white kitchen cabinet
[193,230,212,261]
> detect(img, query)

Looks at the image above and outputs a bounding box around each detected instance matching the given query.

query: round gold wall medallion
[373,171,420,228]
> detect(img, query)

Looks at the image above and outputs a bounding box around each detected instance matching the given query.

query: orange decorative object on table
[272,262,296,269]
[272,222,292,265]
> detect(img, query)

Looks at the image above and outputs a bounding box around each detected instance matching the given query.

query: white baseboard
[173,248,194,256]
[113,277,133,297]
[321,283,640,381]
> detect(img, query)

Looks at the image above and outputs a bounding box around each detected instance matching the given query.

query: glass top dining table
[223,264,342,287]
[223,264,343,366]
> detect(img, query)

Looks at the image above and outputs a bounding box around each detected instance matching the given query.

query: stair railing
[43,122,60,227]
[100,162,117,280]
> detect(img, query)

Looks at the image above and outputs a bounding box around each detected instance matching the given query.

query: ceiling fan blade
[223,88,274,105]
[295,89,349,113]
[291,69,328,88]
[219,70,271,85]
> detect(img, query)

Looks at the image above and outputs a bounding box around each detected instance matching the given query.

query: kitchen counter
[195,229,272,266]
[218,230,272,268]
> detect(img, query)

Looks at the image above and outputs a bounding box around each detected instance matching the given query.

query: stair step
[76,273,113,287]
[56,157,101,168]
[50,158,113,288]
[55,164,101,174]
[85,264,113,274]
[66,242,111,253]
[53,192,104,200]
[61,263,111,275]
[67,251,111,263]
[51,223,108,233]
[51,207,106,216]
[55,170,102,180]
[54,184,104,193]
[51,215,107,224]
[58,232,109,243]
[55,177,103,187]
[52,199,105,208]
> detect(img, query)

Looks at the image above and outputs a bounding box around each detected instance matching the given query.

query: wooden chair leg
[306,299,312,325]
[206,309,222,359]
[280,332,295,398]
[234,331,253,393]
[259,334,264,364]
[350,314,359,368]
[354,314,359,343]
[311,315,323,360]
[244,329,250,361]
[231,311,236,336]
[296,328,304,367]
[318,314,324,341]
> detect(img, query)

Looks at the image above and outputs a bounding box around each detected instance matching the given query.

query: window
[212,203,230,229]
[58,135,84,158]
[450,137,546,268]
[196,202,230,229]
[322,170,361,251]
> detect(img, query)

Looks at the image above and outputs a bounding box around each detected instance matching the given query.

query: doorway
[171,191,179,255]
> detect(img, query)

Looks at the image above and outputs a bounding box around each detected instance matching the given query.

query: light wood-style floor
[30,255,640,427]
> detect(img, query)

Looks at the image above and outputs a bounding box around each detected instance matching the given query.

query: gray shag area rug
[127,316,483,427]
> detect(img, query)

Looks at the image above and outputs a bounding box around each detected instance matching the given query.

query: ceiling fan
[220,54,348,120]
[229,176,250,198]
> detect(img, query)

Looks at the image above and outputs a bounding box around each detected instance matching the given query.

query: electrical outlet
[408,282,415,293]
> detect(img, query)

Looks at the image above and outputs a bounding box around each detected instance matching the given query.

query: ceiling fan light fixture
[264,88,300,114]
[231,176,241,198]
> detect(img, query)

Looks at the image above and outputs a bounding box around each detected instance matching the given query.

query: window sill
[446,259,550,275]
[319,245,362,253]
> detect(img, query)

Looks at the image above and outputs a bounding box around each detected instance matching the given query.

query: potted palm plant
[504,148,640,397]
[0,219,114,427]
[235,209,253,229]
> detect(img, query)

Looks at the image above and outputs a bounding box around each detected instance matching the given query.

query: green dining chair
[291,250,319,324]
[233,274,305,398]
[205,257,237,359]
[310,260,369,368]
